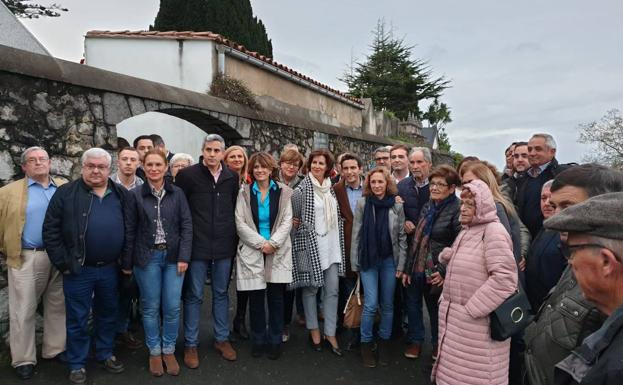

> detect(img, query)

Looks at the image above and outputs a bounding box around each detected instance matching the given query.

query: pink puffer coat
[431,180,518,385]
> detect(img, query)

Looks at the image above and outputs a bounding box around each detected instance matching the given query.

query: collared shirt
[22,178,57,248]
[528,161,551,178]
[112,172,143,190]
[252,180,276,240]
[414,177,429,189]
[345,180,363,214]
[211,163,223,183]
[150,184,167,245]
[393,171,411,184]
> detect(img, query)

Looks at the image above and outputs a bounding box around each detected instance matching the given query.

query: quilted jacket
[524,265,606,385]
[432,180,518,385]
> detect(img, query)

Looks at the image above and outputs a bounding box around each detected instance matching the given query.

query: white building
[83,30,364,157]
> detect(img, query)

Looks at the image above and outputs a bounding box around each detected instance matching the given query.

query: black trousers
[249,283,286,346]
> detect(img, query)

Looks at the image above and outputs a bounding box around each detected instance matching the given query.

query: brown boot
[361,342,376,368]
[149,355,164,377]
[404,343,421,359]
[183,347,199,369]
[162,354,180,376]
[214,341,237,361]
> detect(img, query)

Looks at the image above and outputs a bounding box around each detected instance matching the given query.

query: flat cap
[544,192,623,240]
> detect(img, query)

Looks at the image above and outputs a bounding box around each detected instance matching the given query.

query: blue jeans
[134,250,185,355]
[183,258,232,345]
[248,283,285,346]
[405,273,440,345]
[63,264,118,370]
[359,257,396,342]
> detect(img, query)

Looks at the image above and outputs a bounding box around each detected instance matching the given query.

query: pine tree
[152,0,273,57]
[342,20,450,120]
[2,0,67,18]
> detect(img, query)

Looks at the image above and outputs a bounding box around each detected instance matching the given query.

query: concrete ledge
[0,44,397,146]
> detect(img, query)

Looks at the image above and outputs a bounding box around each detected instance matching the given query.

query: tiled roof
[85,30,362,105]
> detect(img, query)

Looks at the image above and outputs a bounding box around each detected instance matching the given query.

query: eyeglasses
[83,164,109,172]
[375,156,390,162]
[430,182,449,189]
[25,157,49,164]
[561,243,621,262]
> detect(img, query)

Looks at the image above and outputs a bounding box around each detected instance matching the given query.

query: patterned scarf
[310,174,337,230]
[411,194,457,284]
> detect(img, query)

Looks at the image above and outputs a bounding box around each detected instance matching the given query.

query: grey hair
[81,148,112,167]
[203,134,226,150]
[531,133,557,150]
[410,147,432,164]
[542,179,554,192]
[586,235,623,262]
[170,153,194,166]
[21,146,48,165]
[374,146,390,154]
[283,143,299,152]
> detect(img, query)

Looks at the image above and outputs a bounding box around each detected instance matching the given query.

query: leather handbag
[490,288,534,341]
[343,277,364,328]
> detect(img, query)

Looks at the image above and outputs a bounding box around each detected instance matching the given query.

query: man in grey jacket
[524,164,623,385]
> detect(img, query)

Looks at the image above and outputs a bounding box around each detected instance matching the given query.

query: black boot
[345,329,360,351]
[361,342,376,368]
[378,339,391,366]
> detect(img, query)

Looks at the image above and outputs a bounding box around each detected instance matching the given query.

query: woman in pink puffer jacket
[432,180,518,385]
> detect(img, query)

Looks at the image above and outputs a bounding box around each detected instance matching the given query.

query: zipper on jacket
[81,193,94,266]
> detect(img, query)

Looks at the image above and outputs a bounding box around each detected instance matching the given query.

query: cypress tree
[153,0,273,57]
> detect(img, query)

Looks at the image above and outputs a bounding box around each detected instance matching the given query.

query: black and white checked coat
[289,175,345,289]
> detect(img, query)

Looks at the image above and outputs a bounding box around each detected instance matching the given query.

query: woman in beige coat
[235,152,293,360]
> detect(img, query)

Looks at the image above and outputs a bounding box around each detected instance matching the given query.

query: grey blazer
[350,197,407,272]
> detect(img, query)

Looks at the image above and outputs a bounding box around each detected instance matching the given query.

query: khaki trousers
[8,249,66,367]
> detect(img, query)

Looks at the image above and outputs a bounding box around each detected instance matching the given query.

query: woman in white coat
[235,152,293,360]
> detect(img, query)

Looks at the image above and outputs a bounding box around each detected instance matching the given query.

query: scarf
[411,194,457,285]
[359,195,396,271]
[310,174,337,230]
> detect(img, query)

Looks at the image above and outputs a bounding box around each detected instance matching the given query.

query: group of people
[1,131,623,385]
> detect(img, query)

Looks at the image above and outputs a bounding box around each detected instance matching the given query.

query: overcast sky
[21,0,623,168]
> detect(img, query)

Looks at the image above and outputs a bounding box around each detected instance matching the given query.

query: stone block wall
[244,120,384,170]
[0,73,118,185]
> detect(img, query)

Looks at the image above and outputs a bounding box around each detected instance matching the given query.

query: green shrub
[209,74,262,110]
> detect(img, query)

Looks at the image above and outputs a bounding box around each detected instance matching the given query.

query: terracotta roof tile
[85,30,361,105]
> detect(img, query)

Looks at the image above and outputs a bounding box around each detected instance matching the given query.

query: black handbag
[480,224,534,341]
[490,288,534,341]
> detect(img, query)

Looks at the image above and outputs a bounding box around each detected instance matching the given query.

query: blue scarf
[359,195,396,271]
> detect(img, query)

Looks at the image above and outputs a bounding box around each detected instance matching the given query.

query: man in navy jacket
[175,134,239,366]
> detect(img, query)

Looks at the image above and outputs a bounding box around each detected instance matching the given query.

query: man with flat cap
[544,192,623,385]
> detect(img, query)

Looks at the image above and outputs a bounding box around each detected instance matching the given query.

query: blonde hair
[223,145,248,183]
[462,161,517,217]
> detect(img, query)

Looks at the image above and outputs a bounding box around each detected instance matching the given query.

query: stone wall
[0,72,118,184]
[245,120,382,169]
